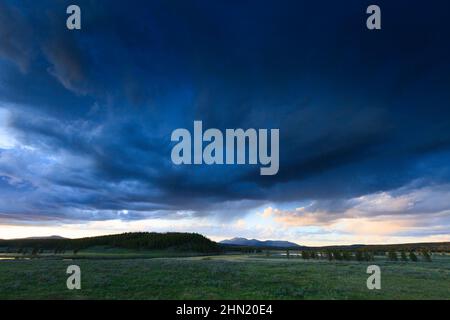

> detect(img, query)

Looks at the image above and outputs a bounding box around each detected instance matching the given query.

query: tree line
[283,249,433,262]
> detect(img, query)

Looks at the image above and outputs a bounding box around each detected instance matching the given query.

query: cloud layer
[0,0,450,242]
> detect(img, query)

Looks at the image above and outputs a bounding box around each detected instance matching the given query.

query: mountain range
[220,237,302,248]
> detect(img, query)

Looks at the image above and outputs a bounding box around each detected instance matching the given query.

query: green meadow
[0,253,449,300]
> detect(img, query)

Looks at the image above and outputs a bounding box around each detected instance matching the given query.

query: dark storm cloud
[1,0,450,222]
[0,2,34,72]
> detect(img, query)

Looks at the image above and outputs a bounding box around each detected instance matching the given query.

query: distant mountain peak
[19,235,67,240]
[220,237,302,248]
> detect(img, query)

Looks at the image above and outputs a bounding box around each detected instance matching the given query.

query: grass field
[0,253,449,300]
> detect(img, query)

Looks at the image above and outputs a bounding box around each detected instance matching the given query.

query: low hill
[0,232,220,253]
[220,237,302,248]
[319,242,450,252]
[220,238,450,252]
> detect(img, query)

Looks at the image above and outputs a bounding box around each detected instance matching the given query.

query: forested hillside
[0,232,220,253]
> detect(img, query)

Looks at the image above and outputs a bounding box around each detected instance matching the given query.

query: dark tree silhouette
[421,250,432,262]
[355,251,363,261]
[333,251,343,260]
[342,251,353,261]
[388,251,398,261]
[401,251,408,261]
[409,251,418,262]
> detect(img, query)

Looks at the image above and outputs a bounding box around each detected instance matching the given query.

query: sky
[0,0,450,245]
